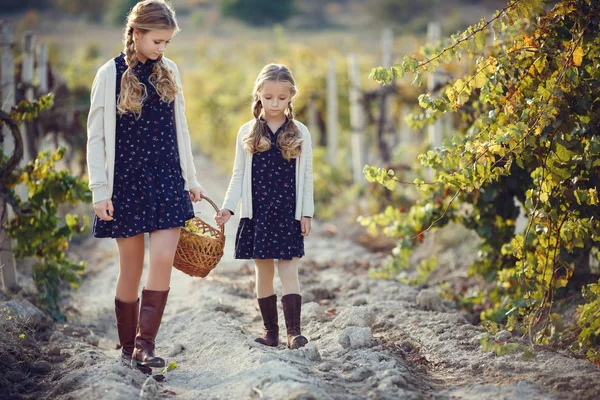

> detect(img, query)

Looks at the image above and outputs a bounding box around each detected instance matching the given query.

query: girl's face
[134,28,175,63]
[259,81,292,119]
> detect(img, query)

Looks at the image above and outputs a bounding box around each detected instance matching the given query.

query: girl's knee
[255,260,275,273]
[151,248,177,266]
[256,268,275,282]
[277,261,298,276]
[118,268,143,288]
[120,263,144,276]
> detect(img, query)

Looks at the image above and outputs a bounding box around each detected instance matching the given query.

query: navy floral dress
[234,119,304,260]
[92,53,195,239]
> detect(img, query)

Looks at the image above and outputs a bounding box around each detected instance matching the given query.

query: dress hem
[234,254,304,260]
[92,215,193,239]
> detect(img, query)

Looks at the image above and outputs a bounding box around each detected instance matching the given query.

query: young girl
[216,64,314,350]
[86,0,205,372]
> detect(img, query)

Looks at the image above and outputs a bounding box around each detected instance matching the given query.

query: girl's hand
[189,187,206,203]
[301,217,312,237]
[93,199,114,221]
[215,209,232,226]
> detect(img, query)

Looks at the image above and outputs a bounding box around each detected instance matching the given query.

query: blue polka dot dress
[234,119,304,260]
[92,53,195,239]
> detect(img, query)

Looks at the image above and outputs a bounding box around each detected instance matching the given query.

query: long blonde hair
[243,64,303,161]
[117,0,180,119]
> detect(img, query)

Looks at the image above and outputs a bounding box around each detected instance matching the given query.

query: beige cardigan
[221,120,314,221]
[86,56,201,204]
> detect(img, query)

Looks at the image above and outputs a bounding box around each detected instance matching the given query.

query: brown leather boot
[131,288,169,369]
[115,297,138,362]
[281,294,308,350]
[115,298,152,374]
[255,295,279,347]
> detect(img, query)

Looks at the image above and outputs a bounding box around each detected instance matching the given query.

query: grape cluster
[184,220,217,240]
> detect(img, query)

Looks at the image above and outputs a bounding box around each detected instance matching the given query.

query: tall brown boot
[255,295,279,347]
[131,288,169,369]
[115,298,152,374]
[115,298,139,362]
[281,294,308,350]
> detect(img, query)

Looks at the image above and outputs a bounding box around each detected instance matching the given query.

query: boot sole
[131,358,165,369]
[255,338,279,347]
[126,358,153,374]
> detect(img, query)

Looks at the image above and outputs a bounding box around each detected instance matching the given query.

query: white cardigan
[221,120,314,221]
[86,56,201,204]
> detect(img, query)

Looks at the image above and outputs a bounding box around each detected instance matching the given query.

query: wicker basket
[173,195,225,277]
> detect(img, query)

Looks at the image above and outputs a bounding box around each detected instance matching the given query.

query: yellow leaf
[588,188,599,205]
[471,71,488,89]
[454,79,466,93]
[540,192,549,203]
[484,56,497,74]
[555,278,568,288]
[573,47,584,66]
[446,87,457,103]
[529,64,537,77]
[534,56,547,74]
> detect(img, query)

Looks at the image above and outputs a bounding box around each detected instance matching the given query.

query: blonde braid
[117,27,148,118]
[149,57,179,104]
[244,97,271,153]
[278,102,302,161]
[253,99,263,119]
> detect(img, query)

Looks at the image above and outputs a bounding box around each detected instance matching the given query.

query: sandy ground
[45,152,600,400]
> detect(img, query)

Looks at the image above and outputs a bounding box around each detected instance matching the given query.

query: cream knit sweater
[86,56,202,204]
[221,120,314,221]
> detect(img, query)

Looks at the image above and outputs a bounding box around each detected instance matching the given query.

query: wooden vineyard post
[0,21,18,291]
[327,57,338,165]
[347,53,366,184]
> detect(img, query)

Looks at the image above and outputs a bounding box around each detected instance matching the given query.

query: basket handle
[195,194,225,236]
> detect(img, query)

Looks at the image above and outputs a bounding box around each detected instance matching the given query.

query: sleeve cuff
[186,179,202,191]
[222,201,235,213]
[91,186,110,205]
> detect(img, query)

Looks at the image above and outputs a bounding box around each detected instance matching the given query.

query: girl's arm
[171,62,203,191]
[302,128,314,218]
[221,125,246,214]
[86,67,110,205]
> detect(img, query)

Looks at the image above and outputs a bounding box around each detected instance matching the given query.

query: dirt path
[53,152,600,400]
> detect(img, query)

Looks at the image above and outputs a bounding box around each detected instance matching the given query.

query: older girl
[86,0,205,372]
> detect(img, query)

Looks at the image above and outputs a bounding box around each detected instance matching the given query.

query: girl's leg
[278,257,308,350]
[254,259,279,346]
[146,227,181,290]
[254,259,276,298]
[132,227,181,369]
[115,233,145,302]
[114,234,145,365]
[276,257,301,296]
